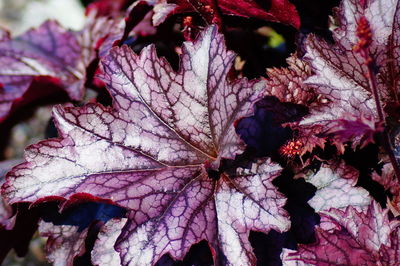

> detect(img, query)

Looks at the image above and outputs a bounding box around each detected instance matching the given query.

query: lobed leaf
[300,0,400,149]
[0,21,83,121]
[263,54,326,154]
[2,26,289,264]
[171,0,300,28]
[0,13,123,122]
[39,221,88,266]
[283,202,400,265]
[305,164,371,213]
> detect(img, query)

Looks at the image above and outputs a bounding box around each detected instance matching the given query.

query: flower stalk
[354,16,400,180]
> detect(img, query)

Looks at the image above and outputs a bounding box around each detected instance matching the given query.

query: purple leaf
[0,14,123,122]
[263,54,326,155]
[282,228,378,265]
[3,26,289,264]
[321,201,399,253]
[371,163,400,216]
[0,159,21,230]
[0,197,12,230]
[282,202,400,265]
[39,221,88,266]
[264,54,317,106]
[92,218,126,265]
[0,204,40,263]
[127,0,177,27]
[305,163,371,213]
[115,159,289,265]
[0,21,83,121]
[379,227,400,264]
[0,160,38,263]
[300,0,400,149]
[171,0,300,29]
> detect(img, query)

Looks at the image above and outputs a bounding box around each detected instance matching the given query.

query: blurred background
[0,0,85,35]
[0,2,86,265]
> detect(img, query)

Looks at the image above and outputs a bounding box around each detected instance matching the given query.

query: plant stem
[186,0,224,30]
[209,0,223,29]
[367,62,400,181]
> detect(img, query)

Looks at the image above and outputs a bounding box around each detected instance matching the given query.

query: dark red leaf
[171,0,300,28]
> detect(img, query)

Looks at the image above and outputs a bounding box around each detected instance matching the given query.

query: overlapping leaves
[2,26,290,264]
[282,202,400,265]
[0,12,122,122]
[170,0,300,28]
[300,0,400,149]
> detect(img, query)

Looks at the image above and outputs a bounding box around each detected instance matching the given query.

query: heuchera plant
[0,0,399,265]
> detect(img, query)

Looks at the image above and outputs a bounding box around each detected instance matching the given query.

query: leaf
[86,0,129,17]
[0,14,121,122]
[92,218,126,266]
[131,0,300,28]
[264,54,326,154]
[305,163,371,213]
[116,159,289,265]
[0,21,83,121]
[0,204,40,263]
[171,0,300,28]
[282,227,379,265]
[0,159,21,229]
[128,0,178,26]
[39,221,88,266]
[325,115,383,149]
[265,54,317,106]
[282,202,400,265]
[321,202,400,253]
[371,163,400,216]
[379,226,400,265]
[300,0,400,149]
[0,159,38,264]
[2,26,289,264]
[78,12,124,68]
[0,197,12,230]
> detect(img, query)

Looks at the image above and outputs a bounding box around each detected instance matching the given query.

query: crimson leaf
[171,0,300,28]
[2,26,290,264]
[130,0,300,28]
